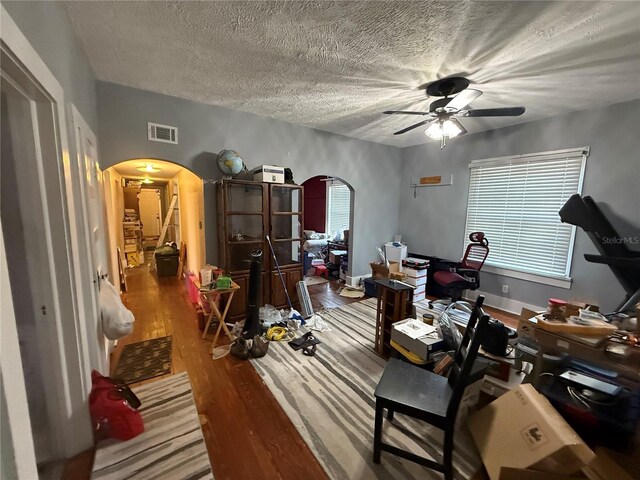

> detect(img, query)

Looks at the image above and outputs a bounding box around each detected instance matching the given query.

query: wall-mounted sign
[420,175,443,185]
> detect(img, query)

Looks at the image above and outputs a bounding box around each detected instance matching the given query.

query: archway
[300,175,355,283]
[103,158,205,285]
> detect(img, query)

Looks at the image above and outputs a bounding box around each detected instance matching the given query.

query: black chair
[373,296,489,480]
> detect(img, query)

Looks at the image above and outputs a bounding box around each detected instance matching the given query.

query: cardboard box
[405,275,426,287]
[252,165,284,183]
[468,384,595,480]
[370,261,400,279]
[500,467,587,480]
[329,250,347,265]
[403,266,427,278]
[389,271,407,281]
[390,318,445,361]
[517,307,542,342]
[414,292,426,302]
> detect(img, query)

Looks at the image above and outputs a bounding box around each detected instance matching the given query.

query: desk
[200,281,241,353]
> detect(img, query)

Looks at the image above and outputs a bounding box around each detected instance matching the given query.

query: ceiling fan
[384,77,525,149]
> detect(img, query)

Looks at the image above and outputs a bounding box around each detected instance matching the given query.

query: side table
[200,281,241,353]
[374,278,414,359]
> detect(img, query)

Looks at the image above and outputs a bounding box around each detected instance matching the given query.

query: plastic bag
[89,370,143,441]
[305,313,331,332]
[100,280,134,340]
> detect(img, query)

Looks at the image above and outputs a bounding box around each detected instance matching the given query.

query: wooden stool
[314,264,328,278]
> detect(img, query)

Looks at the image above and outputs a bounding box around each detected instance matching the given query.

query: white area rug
[250,298,482,479]
[91,372,213,480]
[304,275,329,286]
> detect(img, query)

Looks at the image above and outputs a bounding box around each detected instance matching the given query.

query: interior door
[1,69,57,464]
[138,188,162,238]
[73,106,111,373]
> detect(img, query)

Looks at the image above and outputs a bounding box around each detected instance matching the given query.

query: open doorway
[301,175,354,288]
[103,159,205,286]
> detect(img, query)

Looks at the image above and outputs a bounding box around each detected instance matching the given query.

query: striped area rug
[251,298,482,480]
[91,372,213,480]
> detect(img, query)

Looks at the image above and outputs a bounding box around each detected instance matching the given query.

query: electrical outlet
[502,284,509,294]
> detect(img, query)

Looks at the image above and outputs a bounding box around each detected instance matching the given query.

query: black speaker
[243,249,263,339]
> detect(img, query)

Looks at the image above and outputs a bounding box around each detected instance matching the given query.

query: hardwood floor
[64,270,521,479]
[111,266,328,480]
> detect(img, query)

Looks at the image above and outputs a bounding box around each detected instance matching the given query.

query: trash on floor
[339,285,365,298]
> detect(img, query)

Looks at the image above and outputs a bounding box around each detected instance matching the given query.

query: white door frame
[1,4,94,459]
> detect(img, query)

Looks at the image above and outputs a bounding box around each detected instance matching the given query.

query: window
[464,147,588,284]
[326,181,351,236]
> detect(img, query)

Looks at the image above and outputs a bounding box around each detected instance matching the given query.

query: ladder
[156,194,178,248]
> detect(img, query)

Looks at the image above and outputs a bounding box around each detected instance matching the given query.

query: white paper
[394,319,437,339]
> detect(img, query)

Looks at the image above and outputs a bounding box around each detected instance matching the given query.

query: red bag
[89,370,144,441]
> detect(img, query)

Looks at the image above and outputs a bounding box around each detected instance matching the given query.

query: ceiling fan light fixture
[137,163,161,173]
[425,120,462,140]
[141,177,153,184]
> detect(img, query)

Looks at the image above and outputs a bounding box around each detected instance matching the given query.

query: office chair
[433,232,489,301]
[373,296,489,480]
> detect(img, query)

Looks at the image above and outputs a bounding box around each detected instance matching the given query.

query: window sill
[483,265,572,289]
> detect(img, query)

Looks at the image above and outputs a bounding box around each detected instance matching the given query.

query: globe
[217,149,244,176]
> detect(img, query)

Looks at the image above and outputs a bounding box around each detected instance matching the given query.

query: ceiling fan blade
[444,89,482,111]
[449,118,468,136]
[464,107,525,117]
[383,110,429,115]
[393,119,434,135]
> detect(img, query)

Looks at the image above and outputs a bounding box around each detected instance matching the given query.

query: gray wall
[399,100,640,312]
[2,1,98,131]
[96,81,403,276]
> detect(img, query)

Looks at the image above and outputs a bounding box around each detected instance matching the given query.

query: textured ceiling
[65,1,640,148]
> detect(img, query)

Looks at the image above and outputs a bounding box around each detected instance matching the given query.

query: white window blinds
[327,182,351,236]
[464,147,588,279]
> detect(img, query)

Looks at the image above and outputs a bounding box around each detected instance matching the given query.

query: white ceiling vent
[148,122,178,144]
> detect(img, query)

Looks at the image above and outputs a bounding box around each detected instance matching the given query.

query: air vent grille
[148,122,178,144]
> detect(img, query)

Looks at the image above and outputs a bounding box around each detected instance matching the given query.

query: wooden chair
[373,296,489,480]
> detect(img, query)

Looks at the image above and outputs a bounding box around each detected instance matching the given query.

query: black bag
[481,320,517,357]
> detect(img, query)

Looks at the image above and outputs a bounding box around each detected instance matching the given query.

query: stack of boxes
[402,257,429,302]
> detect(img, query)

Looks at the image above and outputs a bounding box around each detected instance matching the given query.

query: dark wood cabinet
[217,179,303,321]
[270,267,302,309]
[226,271,271,322]
[374,279,414,359]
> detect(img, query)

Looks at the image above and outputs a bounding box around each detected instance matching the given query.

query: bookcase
[217,179,304,321]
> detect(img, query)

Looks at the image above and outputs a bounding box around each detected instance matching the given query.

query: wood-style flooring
[113,266,329,480]
[63,270,519,480]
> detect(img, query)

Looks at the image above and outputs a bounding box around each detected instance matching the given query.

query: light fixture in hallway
[141,177,153,184]
[137,163,162,173]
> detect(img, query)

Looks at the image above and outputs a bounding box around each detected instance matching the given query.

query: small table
[374,278,414,358]
[200,281,241,353]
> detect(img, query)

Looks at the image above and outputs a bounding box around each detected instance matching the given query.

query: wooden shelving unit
[374,278,414,359]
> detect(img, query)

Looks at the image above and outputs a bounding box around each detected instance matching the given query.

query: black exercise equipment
[559,194,640,313]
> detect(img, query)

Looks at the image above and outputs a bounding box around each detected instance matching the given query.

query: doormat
[304,275,329,286]
[114,336,172,384]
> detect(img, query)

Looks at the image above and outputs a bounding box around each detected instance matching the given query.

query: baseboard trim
[464,289,545,315]
[346,274,370,287]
